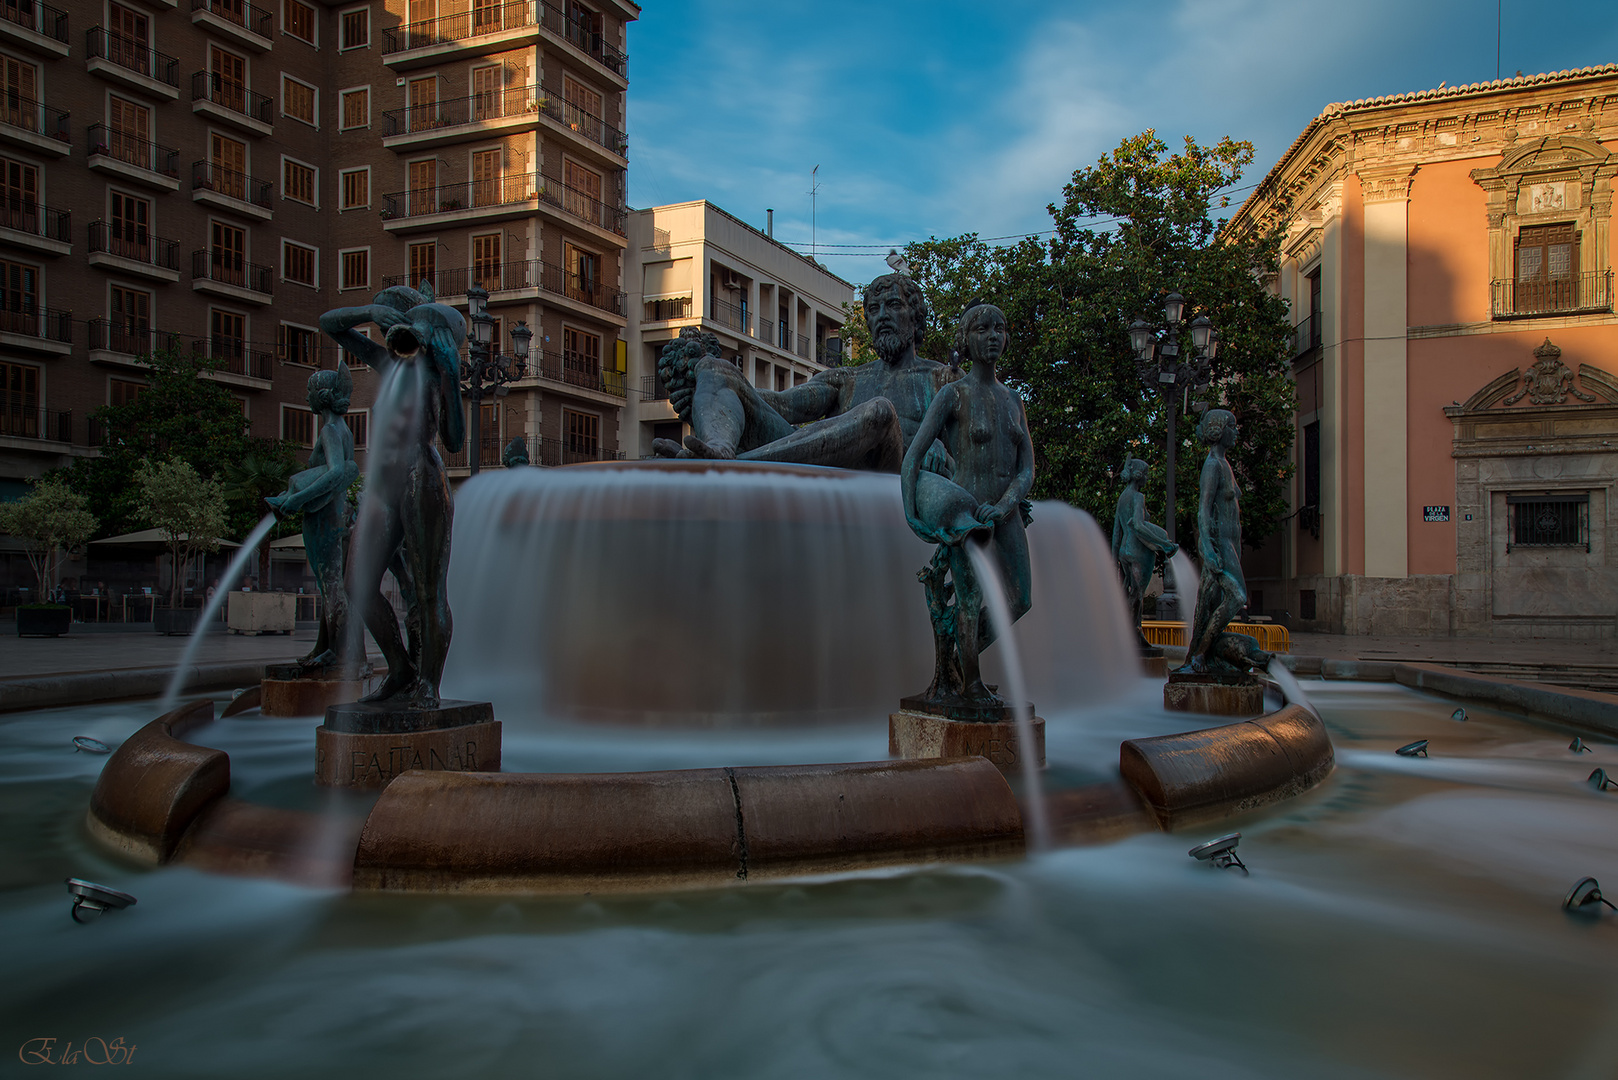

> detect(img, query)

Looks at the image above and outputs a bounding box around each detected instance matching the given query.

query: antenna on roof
[809,165,820,259]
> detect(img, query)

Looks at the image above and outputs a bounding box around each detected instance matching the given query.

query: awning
[91,528,242,549]
[642,257,692,301]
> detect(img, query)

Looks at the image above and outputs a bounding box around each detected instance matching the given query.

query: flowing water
[1268,661,1319,717]
[156,513,279,715]
[1167,549,1200,621]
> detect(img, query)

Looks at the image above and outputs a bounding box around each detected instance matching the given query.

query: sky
[623,0,1618,288]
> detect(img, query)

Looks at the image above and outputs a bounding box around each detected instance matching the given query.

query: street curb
[0,662,265,714]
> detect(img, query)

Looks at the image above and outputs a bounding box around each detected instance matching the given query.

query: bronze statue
[899,302,1035,705]
[1176,409,1250,674]
[653,272,959,470]
[1110,457,1177,650]
[266,363,361,673]
[320,284,466,708]
[501,435,530,468]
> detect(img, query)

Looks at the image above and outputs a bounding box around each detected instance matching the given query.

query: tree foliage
[220,443,302,584]
[843,131,1295,546]
[0,477,98,599]
[135,459,227,608]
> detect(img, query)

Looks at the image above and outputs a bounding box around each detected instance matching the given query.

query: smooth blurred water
[5,681,1618,1078]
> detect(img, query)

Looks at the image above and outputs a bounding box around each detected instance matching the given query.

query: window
[562,325,600,385]
[110,377,145,407]
[472,232,500,291]
[210,308,245,369]
[1300,421,1320,539]
[209,132,247,199]
[283,158,316,206]
[476,401,498,465]
[282,75,316,126]
[471,64,502,120]
[0,359,37,437]
[107,191,149,260]
[408,242,435,291]
[0,256,37,331]
[109,284,150,352]
[283,0,315,44]
[471,148,501,207]
[1513,222,1581,315]
[278,322,317,366]
[563,408,598,457]
[282,404,316,446]
[107,96,149,167]
[340,6,368,48]
[563,158,601,225]
[340,87,368,130]
[562,74,601,132]
[349,408,368,449]
[340,248,369,290]
[283,241,316,286]
[565,242,599,305]
[0,156,36,234]
[207,46,246,114]
[1508,494,1590,551]
[406,76,436,133]
[340,167,369,209]
[108,4,149,71]
[407,158,436,215]
[210,221,246,286]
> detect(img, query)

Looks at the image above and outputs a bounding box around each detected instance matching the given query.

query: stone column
[1359,166,1417,579]
[1318,179,1346,579]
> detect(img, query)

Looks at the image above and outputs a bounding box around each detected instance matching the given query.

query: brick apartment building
[0,0,638,510]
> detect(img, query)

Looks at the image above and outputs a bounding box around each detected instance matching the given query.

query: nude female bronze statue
[899,302,1035,705]
[266,363,360,673]
[1177,409,1249,674]
[1110,457,1177,650]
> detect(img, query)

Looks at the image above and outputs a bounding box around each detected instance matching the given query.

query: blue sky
[624,1,1618,288]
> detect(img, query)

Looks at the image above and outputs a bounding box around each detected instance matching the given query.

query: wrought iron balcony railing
[0,404,70,441]
[710,297,745,333]
[85,26,179,87]
[0,300,70,341]
[89,220,180,269]
[537,83,627,155]
[191,249,273,294]
[1292,313,1321,357]
[189,0,271,40]
[382,172,542,219]
[87,318,179,355]
[645,296,692,322]
[191,71,273,125]
[193,335,272,379]
[1491,270,1613,319]
[816,342,844,368]
[0,198,68,241]
[640,373,669,401]
[796,333,809,359]
[192,160,273,208]
[0,0,68,43]
[0,93,68,141]
[382,0,533,53]
[384,258,625,316]
[384,85,541,136]
[87,123,179,177]
[539,0,625,76]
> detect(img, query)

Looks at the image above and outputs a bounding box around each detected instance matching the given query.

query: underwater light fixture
[1563,877,1618,914]
[1451,708,1468,721]
[66,878,137,923]
[1589,769,1616,792]
[1570,738,1592,753]
[1189,833,1247,872]
[72,736,110,754]
[1395,740,1429,758]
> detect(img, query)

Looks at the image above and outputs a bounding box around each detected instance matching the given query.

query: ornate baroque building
[1227,64,1618,638]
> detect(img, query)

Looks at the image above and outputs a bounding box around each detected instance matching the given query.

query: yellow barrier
[1140,621,1291,654]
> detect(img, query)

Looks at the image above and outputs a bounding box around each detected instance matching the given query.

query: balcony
[639,373,669,401]
[816,342,844,368]
[446,433,625,469]
[193,335,272,386]
[538,0,626,82]
[87,319,182,364]
[644,296,692,322]
[192,160,273,220]
[710,297,746,333]
[191,249,273,304]
[532,347,626,398]
[1491,271,1613,319]
[1292,313,1322,357]
[0,404,71,444]
[189,0,272,52]
[0,94,69,157]
[0,0,69,58]
[191,71,273,136]
[87,124,181,190]
[88,220,181,281]
[0,301,72,354]
[380,172,544,231]
[381,85,543,152]
[533,86,627,163]
[85,27,180,100]
[796,333,809,359]
[0,199,70,256]
[381,0,538,69]
[382,258,625,318]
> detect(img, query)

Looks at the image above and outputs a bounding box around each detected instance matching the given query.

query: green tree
[0,477,98,602]
[220,441,301,586]
[869,131,1295,547]
[135,459,228,608]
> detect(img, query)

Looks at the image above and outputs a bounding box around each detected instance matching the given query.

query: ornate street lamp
[462,284,531,476]
[1130,293,1218,621]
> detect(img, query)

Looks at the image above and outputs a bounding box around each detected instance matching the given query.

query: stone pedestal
[261,663,368,717]
[1163,673,1264,717]
[227,592,295,635]
[315,699,499,790]
[1140,647,1168,679]
[889,697,1045,774]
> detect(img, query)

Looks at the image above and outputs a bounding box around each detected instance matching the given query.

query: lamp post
[461,283,532,476]
[1129,292,1217,621]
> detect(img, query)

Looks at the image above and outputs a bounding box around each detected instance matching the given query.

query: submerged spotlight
[65,878,136,923]
[1563,877,1618,914]
[1570,738,1592,754]
[1395,740,1429,758]
[1451,708,1468,721]
[72,736,110,754]
[1189,833,1247,872]
[1589,769,1616,792]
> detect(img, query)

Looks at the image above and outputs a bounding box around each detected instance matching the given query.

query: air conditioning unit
[720,269,740,291]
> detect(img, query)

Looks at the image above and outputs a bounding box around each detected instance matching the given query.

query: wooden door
[211,133,246,199]
[472,233,500,290]
[563,160,600,225]
[109,97,148,166]
[562,75,601,136]
[1,158,36,234]
[109,4,149,73]
[471,65,500,121]
[211,221,244,285]
[110,192,149,261]
[407,77,436,131]
[1515,223,1579,314]
[471,148,501,207]
[408,159,436,215]
[406,0,432,45]
[210,47,245,113]
[4,58,37,132]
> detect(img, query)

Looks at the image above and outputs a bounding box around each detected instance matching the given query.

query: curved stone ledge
[1118,704,1335,830]
[1393,662,1618,736]
[86,700,230,864]
[353,758,1025,894]
[0,661,268,714]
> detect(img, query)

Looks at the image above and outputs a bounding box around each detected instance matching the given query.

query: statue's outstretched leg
[399,460,453,709]
[737,398,903,471]
[352,503,414,702]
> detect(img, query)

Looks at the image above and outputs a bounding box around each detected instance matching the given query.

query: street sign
[1423,506,1450,522]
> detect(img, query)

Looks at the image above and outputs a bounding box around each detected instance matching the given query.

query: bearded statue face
[866,284,917,362]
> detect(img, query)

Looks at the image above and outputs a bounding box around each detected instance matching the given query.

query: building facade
[0,0,638,510]
[624,200,852,458]
[1228,65,1618,638]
